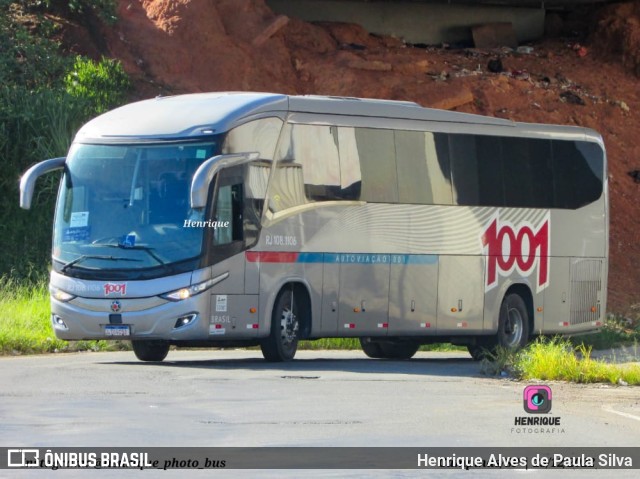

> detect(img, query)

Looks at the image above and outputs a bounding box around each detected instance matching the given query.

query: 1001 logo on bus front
[481,214,550,293]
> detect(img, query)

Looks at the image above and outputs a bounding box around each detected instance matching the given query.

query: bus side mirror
[19,157,66,210]
[190,152,259,209]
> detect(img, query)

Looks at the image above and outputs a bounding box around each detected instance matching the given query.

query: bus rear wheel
[359,337,386,358]
[497,293,529,350]
[261,288,299,362]
[380,340,420,360]
[467,293,530,360]
[360,338,419,360]
[131,340,170,362]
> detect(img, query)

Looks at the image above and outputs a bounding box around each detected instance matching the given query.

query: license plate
[105,325,130,337]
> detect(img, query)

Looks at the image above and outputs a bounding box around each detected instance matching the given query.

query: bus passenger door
[436,255,484,333]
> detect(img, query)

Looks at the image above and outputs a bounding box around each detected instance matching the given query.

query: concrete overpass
[266,0,617,46]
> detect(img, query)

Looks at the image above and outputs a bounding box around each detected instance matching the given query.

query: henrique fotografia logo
[512,385,564,435]
[523,385,552,414]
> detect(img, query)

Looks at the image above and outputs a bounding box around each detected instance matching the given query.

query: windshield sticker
[63,226,90,242]
[196,149,207,159]
[216,295,227,312]
[118,234,136,248]
[69,211,89,228]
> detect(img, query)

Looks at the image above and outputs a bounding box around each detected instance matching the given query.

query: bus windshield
[53,140,221,277]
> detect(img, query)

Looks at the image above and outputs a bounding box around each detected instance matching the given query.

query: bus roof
[73,91,598,143]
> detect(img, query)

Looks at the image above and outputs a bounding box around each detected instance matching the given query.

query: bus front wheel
[261,288,299,362]
[131,340,170,362]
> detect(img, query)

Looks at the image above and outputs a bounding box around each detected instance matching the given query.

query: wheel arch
[486,278,535,333]
[504,283,535,336]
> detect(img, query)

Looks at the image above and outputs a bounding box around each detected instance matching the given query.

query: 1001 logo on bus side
[482,214,550,293]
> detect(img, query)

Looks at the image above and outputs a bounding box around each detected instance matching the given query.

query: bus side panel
[436,255,484,334]
[338,262,390,336]
[245,256,260,294]
[209,254,245,295]
[543,257,571,333]
[320,260,339,335]
[544,257,605,334]
[388,258,438,335]
[208,294,260,338]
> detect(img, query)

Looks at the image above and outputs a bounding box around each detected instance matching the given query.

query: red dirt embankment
[64,0,640,314]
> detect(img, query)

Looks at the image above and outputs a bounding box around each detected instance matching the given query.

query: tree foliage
[0,1,129,281]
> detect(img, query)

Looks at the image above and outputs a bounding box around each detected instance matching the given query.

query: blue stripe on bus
[296,253,437,265]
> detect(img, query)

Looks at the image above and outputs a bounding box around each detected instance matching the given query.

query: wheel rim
[279,293,298,348]
[502,306,523,348]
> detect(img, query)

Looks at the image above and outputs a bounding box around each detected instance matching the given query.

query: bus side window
[213,182,243,246]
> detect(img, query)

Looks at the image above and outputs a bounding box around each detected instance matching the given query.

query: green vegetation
[0,277,129,354]
[24,1,118,24]
[299,338,361,350]
[65,56,130,114]
[0,1,130,283]
[570,314,640,350]
[483,337,640,386]
[299,339,457,351]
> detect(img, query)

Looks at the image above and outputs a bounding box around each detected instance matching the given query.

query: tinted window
[476,135,504,206]
[269,124,364,213]
[525,138,554,208]
[269,124,603,213]
[395,131,453,205]
[553,140,603,209]
[449,135,602,210]
[502,138,553,208]
[449,134,479,205]
[355,128,398,203]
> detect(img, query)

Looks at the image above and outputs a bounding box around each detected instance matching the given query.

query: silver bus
[20,92,608,362]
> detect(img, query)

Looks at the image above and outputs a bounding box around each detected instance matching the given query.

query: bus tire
[380,340,420,360]
[261,288,299,362]
[131,340,170,362]
[497,293,530,350]
[359,337,386,359]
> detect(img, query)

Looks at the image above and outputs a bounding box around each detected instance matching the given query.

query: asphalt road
[1,349,638,478]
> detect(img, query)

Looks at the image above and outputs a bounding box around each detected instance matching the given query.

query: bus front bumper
[50,293,211,341]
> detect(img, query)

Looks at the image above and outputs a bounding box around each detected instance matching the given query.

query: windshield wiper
[90,243,166,266]
[61,254,142,273]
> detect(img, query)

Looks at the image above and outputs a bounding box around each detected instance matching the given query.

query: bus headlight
[50,286,76,302]
[161,278,217,302]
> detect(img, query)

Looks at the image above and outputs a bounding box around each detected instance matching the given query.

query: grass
[482,337,640,386]
[299,338,361,350]
[0,277,128,354]
[570,313,640,350]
